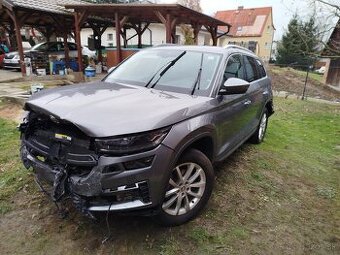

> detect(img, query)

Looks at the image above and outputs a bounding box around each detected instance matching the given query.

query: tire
[156,149,214,226]
[249,109,268,144]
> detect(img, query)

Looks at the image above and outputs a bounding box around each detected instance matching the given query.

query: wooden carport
[0,0,110,75]
[65,4,231,71]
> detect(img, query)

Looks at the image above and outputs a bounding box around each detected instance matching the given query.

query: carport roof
[0,0,110,31]
[0,0,85,15]
[65,3,231,27]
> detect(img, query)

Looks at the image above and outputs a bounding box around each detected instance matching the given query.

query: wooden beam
[120,16,129,27]
[154,11,166,24]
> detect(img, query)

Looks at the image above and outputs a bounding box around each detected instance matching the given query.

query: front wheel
[156,149,214,226]
[249,109,268,144]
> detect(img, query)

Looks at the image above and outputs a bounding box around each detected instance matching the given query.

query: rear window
[255,59,266,78]
[243,56,266,82]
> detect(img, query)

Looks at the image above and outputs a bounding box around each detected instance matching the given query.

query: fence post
[302,66,312,100]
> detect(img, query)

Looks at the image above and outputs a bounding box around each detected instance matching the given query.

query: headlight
[95,127,170,155]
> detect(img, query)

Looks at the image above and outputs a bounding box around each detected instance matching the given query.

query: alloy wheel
[162,162,206,216]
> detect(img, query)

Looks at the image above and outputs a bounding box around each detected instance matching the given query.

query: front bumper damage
[20,114,174,218]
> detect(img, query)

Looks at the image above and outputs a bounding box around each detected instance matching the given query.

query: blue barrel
[85,66,96,77]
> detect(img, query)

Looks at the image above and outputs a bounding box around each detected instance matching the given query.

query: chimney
[238,6,244,10]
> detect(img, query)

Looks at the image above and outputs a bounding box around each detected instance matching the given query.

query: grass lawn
[0,97,339,254]
[292,69,324,83]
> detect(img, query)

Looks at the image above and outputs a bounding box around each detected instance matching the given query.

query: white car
[3,42,96,70]
[315,66,326,74]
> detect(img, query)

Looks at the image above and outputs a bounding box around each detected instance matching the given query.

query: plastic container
[85,66,96,77]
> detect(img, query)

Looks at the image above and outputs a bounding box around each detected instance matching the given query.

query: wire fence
[267,63,339,102]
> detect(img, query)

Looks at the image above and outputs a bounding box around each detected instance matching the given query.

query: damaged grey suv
[19,45,273,226]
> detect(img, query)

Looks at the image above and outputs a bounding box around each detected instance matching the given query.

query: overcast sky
[159,0,336,40]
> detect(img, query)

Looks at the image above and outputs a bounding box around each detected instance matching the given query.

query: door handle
[244,100,252,105]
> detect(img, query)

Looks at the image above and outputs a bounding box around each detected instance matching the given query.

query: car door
[213,53,253,160]
[243,55,266,132]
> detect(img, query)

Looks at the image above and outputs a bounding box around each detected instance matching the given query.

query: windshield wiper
[144,51,187,89]
[191,53,204,95]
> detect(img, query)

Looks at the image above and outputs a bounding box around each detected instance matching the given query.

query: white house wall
[80,24,212,47]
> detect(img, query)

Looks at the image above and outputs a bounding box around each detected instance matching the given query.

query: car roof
[151,45,227,54]
[150,44,259,58]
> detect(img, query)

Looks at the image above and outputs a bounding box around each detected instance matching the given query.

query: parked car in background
[315,66,326,74]
[3,41,96,70]
[19,45,274,226]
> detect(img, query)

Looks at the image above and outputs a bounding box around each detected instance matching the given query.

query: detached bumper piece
[77,181,152,212]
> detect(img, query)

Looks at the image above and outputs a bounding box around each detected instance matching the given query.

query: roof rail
[224,45,254,54]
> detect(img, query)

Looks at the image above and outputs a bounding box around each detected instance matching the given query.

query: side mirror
[108,66,116,73]
[219,78,250,95]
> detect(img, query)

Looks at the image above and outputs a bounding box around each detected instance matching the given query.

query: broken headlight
[95,127,170,155]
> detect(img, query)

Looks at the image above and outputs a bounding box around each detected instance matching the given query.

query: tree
[276,15,319,67]
[177,0,202,45]
[310,0,340,58]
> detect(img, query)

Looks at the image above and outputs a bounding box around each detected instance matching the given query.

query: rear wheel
[157,149,214,226]
[250,109,268,144]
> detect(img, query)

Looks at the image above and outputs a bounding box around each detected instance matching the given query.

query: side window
[48,43,58,52]
[68,43,77,51]
[244,56,260,82]
[255,59,266,78]
[223,54,245,84]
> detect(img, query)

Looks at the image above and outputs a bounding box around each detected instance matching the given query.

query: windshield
[31,42,49,51]
[104,49,222,95]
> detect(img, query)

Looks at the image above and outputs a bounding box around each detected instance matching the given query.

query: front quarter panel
[161,113,217,162]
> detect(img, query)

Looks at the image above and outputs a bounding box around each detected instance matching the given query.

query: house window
[107,33,113,41]
[267,25,271,34]
[174,35,181,44]
[108,43,113,47]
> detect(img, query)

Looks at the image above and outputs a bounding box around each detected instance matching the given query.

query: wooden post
[6,10,26,75]
[74,12,83,71]
[204,25,218,46]
[137,23,142,48]
[115,12,122,63]
[165,13,172,43]
[131,22,150,48]
[192,24,202,45]
[63,32,70,66]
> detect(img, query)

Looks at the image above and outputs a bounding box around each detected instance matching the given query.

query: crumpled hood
[26,81,214,137]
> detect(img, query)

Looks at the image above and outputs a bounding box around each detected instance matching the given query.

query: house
[215,6,275,62]
[322,18,340,88]
[80,24,222,49]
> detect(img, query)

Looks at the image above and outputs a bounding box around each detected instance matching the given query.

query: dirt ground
[0,98,339,255]
[268,66,340,102]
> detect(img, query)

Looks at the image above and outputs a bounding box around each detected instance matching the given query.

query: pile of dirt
[268,66,340,101]
[0,100,24,123]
